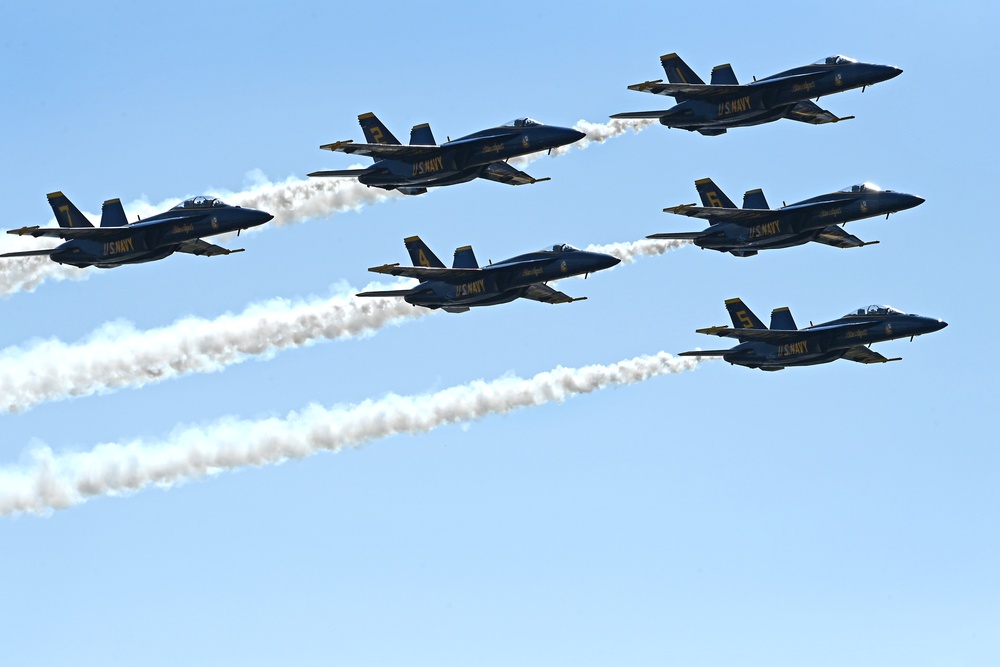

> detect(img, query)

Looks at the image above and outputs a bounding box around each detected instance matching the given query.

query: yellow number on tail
[418,249,430,267]
[737,310,755,328]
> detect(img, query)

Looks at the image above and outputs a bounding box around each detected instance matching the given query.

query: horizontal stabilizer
[0,248,59,258]
[609,109,671,120]
[646,231,711,240]
[679,349,731,357]
[308,168,370,178]
[356,288,419,298]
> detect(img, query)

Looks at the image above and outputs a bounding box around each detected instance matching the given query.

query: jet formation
[309,113,586,195]
[357,236,620,313]
[681,299,946,370]
[612,54,901,135]
[2,192,272,268]
[649,179,924,257]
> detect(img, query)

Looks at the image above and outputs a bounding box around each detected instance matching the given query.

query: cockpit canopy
[814,55,858,66]
[172,196,227,210]
[844,304,904,317]
[542,243,579,253]
[503,117,542,128]
[839,182,883,194]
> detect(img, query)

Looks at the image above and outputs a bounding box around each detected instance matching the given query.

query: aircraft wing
[624,80,745,101]
[626,71,831,102]
[784,100,855,125]
[662,204,773,223]
[368,263,479,281]
[842,346,901,364]
[521,283,585,305]
[695,326,813,343]
[479,161,550,187]
[813,225,879,249]
[6,225,130,240]
[319,140,439,160]
[176,239,244,257]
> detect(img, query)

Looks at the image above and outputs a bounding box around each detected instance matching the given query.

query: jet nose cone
[570,129,587,143]
[598,253,622,270]
[873,65,903,82]
[932,319,948,331]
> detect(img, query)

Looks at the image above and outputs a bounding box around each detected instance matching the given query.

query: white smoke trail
[553,118,657,156]
[586,238,688,265]
[0,284,430,413]
[219,171,398,227]
[0,236,89,294]
[512,118,655,167]
[0,352,701,516]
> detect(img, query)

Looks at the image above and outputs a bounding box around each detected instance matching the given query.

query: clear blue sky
[1,2,996,665]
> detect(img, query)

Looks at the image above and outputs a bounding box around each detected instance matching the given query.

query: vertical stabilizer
[358,112,401,145]
[725,298,767,341]
[452,245,479,269]
[46,191,93,228]
[100,198,129,227]
[409,123,436,146]
[742,188,770,210]
[660,53,704,84]
[710,64,739,85]
[404,236,445,268]
[769,307,798,331]
[695,178,737,209]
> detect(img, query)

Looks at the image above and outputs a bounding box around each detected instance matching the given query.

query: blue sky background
[1,2,997,665]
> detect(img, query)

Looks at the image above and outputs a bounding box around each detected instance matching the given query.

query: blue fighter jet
[612,54,901,135]
[308,113,586,195]
[681,299,947,371]
[2,192,273,269]
[357,236,620,313]
[649,179,924,256]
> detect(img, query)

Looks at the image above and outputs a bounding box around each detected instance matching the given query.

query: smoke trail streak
[0,236,89,294]
[0,352,700,516]
[0,284,429,413]
[220,171,397,227]
[511,118,654,167]
[586,238,688,264]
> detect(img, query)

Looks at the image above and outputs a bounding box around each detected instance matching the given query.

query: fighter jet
[2,192,273,268]
[649,179,923,257]
[681,299,946,371]
[612,54,901,135]
[357,236,620,313]
[308,113,586,195]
